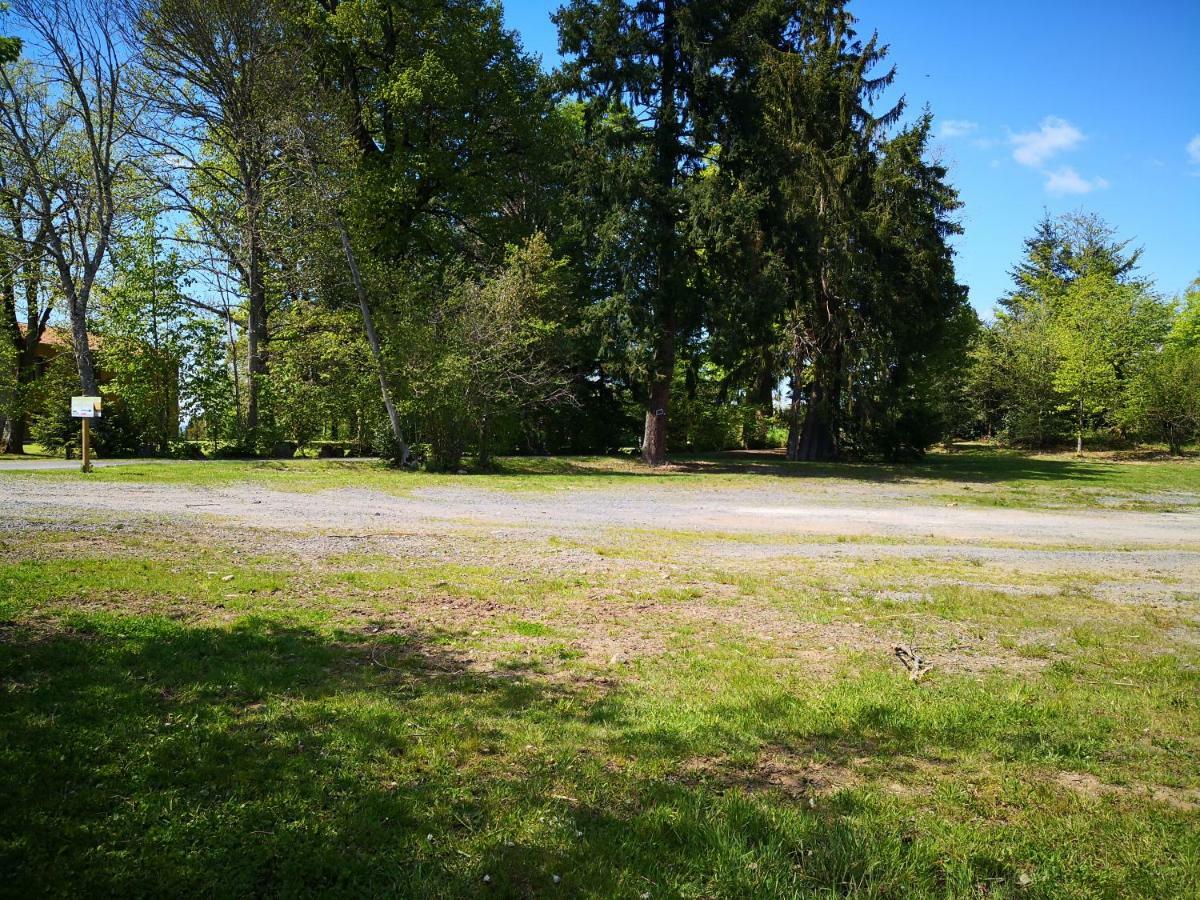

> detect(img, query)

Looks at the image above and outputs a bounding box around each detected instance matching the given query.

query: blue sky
[503,0,1200,316]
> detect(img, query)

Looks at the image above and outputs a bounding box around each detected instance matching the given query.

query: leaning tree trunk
[336,217,408,466]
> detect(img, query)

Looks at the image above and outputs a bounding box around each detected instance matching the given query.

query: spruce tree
[554,0,716,465]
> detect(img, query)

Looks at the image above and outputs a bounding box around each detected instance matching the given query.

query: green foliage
[1166,278,1200,350]
[0,3,20,95]
[668,358,744,453]
[262,304,382,451]
[8,0,1185,471]
[95,219,189,452]
[969,213,1172,451]
[0,336,18,441]
[29,351,142,456]
[1120,345,1200,454]
[696,9,971,461]
[398,234,574,470]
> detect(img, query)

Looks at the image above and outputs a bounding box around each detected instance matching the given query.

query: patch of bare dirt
[680,747,960,802]
[681,747,861,801]
[1053,771,1200,811]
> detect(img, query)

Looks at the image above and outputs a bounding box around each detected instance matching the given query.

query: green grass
[1,514,1198,899]
[0,441,51,460]
[6,446,1200,511]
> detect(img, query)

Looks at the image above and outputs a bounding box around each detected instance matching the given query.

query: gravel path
[3,474,1198,548]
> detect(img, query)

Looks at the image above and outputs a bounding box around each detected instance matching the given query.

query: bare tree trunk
[785,333,804,461]
[640,0,678,468]
[642,367,672,466]
[336,217,408,464]
[1076,399,1083,456]
[220,284,242,437]
[245,220,268,438]
[67,292,99,395]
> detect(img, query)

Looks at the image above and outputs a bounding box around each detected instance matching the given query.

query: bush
[1120,346,1200,455]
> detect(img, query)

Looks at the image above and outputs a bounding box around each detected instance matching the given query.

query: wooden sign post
[70,396,102,473]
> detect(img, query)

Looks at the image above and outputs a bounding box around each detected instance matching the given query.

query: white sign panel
[71,396,102,418]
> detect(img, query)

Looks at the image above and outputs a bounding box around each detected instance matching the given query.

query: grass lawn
[9,445,1200,511]
[1,451,1198,897]
[0,442,51,461]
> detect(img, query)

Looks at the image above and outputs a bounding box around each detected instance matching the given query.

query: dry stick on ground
[893,644,934,681]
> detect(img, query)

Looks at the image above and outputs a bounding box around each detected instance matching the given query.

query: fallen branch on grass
[894,645,934,682]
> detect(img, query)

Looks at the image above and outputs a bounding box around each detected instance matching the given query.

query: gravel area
[3,474,1199,548]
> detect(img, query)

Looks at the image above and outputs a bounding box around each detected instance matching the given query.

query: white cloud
[1188,134,1200,165]
[939,119,977,139]
[1044,166,1109,195]
[1011,116,1085,167]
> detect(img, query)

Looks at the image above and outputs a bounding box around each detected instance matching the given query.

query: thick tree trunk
[640,321,677,467]
[642,358,673,466]
[336,218,408,465]
[786,405,801,460]
[5,407,26,453]
[794,334,840,462]
[795,379,838,461]
[1168,427,1182,457]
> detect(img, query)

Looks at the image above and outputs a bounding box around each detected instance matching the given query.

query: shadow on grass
[482,447,1119,488]
[0,616,898,897]
[0,615,1188,897]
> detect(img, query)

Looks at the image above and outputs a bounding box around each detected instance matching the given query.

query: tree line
[967,213,1200,456]
[0,0,1194,467]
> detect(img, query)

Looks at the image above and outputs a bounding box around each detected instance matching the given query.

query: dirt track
[3,473,1198,548]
